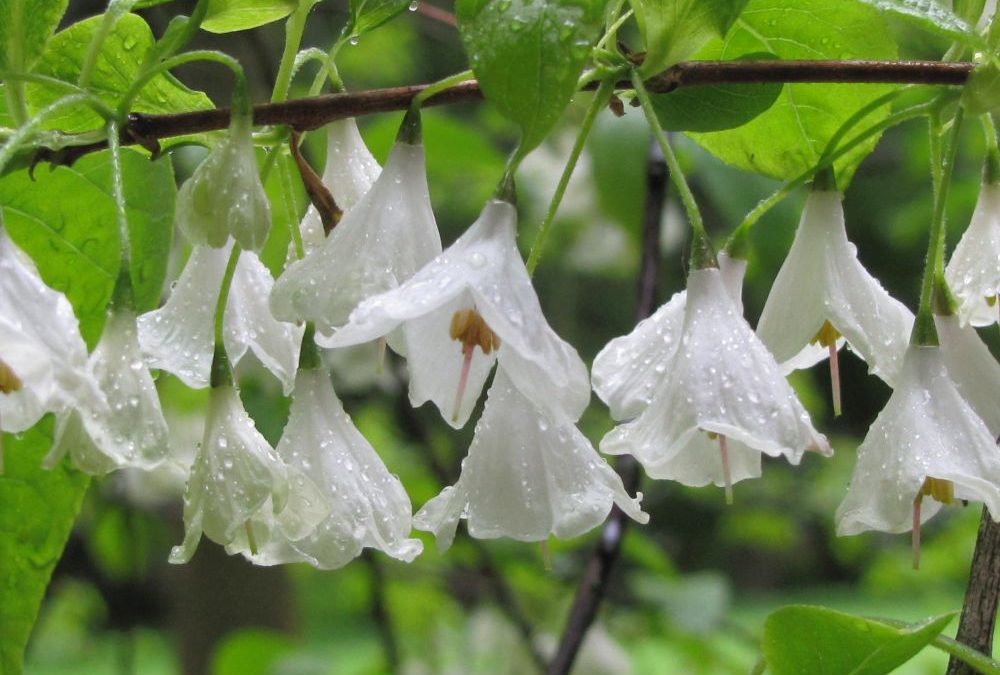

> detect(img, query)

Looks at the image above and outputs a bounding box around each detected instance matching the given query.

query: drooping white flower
[835,345,1000,541]
[601,266,831,500]
[935,313,1000,437]
[137,242,302,394]
[0,229,101,432]
[176,112,271,251]
[271,127,441,336]
[324,198,590,428]
[246,366,422,567]
[592,252,746,421]
[944,181,1000,326]
[415,368,647,551]
[295,118,382,254]
[756,190,914,394]
[169,380,328,564]
[45,306,170,475]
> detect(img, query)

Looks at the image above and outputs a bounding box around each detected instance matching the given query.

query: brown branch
[26,60,973,169]
[546,136,667,675]
[946,507,1000,675]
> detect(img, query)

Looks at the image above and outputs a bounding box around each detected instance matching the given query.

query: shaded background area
[25,1,998,673]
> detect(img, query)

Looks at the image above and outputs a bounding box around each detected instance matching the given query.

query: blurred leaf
[632,0,748,76]
[457,0,605,157]
[588,105,651,236]
[855,0,982,46]
[348,0,410,38]
[632,572,731,633]
[211,629,293,675]
[762,605,954,675]
[954,0,986,23]
[202,0,297,33]
[27,14,213,137]
[259,148,302,276]
[0,149,175,346]
[0,0,67,72]
[652,53,782,132]
[686,0,898,186]
[0,421,90,675]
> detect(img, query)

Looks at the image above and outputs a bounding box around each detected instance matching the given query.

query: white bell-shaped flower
[45,306,169,475]
[0,229,101,432]
[176,112,271,251]
[169,379,327,563]
[601,266,831,500]
[138,242,302,394]
[944,181,1000,326]
[836,345,1000,538]
[247,366,422,567]
[935,313,1000,437]
[592,252,746,421]
[414,368,647,551]
[295,118,382,254]
[324,198,590,428]
[271,126,441,336]
[757,189,914,391]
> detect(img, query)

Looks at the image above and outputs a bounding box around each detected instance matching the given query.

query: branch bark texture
[947,507,1000,675]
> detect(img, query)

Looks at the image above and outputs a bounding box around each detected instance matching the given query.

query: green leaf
[686,0,898,185]
[0,0,68,72]
[202,0,297,33]
[0,149,174,346]
[457,0,605,157]
[855,0,983,47]
[26,14,213,136]
[763,605,955,675]
[954,0,986,24]
[348,0,411,38]
[631,0,748,76]
[652,52,782,132]
[0,420,90,675]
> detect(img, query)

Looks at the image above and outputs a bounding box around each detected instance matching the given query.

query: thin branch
[25,60,973,168]
[946,507,1000,675]
[546,136,667,675]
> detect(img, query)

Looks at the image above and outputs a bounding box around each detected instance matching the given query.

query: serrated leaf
[348,0,411,38]
[763,606,955,675]
[25,14,213,137]
[632,0,749,76]
[855,0,983,46]
[652,52,782,132]
[0,420,90,675]
[202,0,297,33]
[0,149,174,346]
[0,0,68,72]
[457,0,605,157]
[686,0,898,186]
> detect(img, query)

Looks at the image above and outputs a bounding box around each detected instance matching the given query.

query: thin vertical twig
[547,136,667,675]
[946,507,1000,675]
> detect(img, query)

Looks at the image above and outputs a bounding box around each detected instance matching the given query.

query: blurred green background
[24,2,998,673]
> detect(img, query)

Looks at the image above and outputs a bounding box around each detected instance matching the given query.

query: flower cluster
[10,104,1000,574]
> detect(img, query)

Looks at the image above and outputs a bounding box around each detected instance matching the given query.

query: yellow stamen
[810,321,842,417]
[449,308,500,422]
[0,358,23,394]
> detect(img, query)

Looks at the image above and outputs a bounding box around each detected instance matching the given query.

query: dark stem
[28,60,973,168]
[946,507,1000,675]
[364,551,401,672]
[546,135,666,675]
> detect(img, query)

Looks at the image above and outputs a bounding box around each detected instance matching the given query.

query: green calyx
[689,232,718,270]
[494,171,517,205]
[298,323,322,371]
[209,343,233,388]
[396,106,423,145]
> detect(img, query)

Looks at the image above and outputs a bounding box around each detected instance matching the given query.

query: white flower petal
[414,369,647,552]
[757,190,913,386]
[327,199,590,423]
[224,251,303,395]
[260,368,421,567]
[602,267,830,485]
[836,345,1000,535]
[592,253,745,421]
[935,314,1000,437]
[0,231,99,430]
[945,182,1000,326]
[48,308,169,474]
[272,141,441,333]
